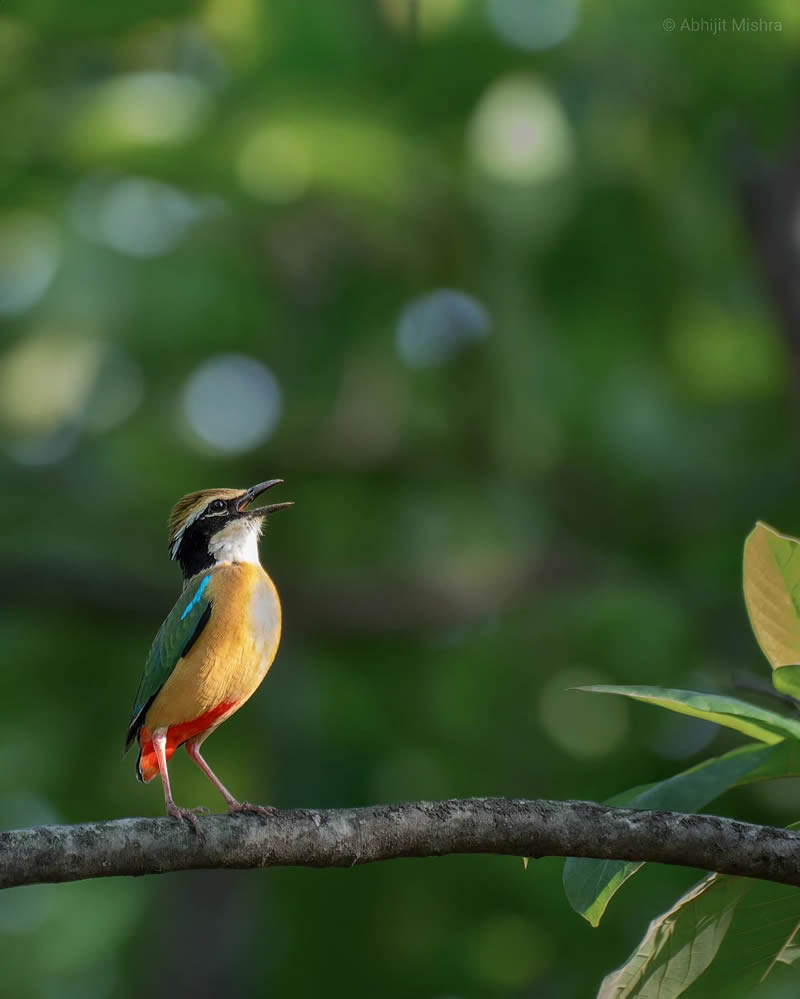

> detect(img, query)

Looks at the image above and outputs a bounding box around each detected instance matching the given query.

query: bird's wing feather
[123,573,213,753]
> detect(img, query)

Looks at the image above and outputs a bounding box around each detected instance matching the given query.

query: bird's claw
[228,800,278,818]
[166,803,207,838]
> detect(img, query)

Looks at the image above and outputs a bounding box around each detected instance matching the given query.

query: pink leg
[152,728,207,836]
[186,737,276,818]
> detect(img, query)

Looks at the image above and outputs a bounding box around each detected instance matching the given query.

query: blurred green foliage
[0,0,798,996]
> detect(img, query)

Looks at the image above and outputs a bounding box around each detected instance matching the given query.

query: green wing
[123,573,213,753]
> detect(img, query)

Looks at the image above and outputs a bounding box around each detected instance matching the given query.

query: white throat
[208,518,263,566]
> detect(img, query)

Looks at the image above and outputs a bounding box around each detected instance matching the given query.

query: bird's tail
[136,728,174,783]
[135,702,237,783]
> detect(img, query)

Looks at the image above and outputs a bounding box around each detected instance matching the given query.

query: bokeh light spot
[379,0,465,36]
[0,334,142,463]
[68,72,210,154]
[669,300,782,400]
[469,75,574,185]
[396,289,491,368]
[183,354,282,453]
[539,668,629,758]
[70,175,203,257]
[0,334,103,436]
[487,0,580,51]
[0,212,60,316]
[236,124,312,203]
[202,0,267,59]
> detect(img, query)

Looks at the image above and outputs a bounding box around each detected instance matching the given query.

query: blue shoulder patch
[181,574,211,621]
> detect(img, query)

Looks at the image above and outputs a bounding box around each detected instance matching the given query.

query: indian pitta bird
[124,479,292,829]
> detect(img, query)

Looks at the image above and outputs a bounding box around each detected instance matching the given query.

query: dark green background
[0,1,797,996]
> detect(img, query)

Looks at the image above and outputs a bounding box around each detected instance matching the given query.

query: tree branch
[3,798,800,890]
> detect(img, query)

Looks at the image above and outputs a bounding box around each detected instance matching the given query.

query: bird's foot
[227,800,278,818]
[166,803,208,837]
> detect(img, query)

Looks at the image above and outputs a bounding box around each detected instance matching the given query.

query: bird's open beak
[236,479,293,516]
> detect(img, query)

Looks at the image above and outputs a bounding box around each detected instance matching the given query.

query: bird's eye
[208,499,227,514]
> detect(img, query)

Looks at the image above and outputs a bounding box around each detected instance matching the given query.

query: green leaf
[564,739,800,926]
[598,851,800,999]
[773,665,800,702]
[596,873,752,999]
[578,685,800,743]
[743,521,800,673]
[760,922,800,982]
